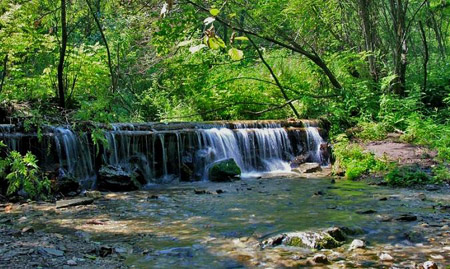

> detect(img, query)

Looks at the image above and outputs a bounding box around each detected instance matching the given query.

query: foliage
[0,143,50,200]
[332,134,388,180]
[384,165,438,187]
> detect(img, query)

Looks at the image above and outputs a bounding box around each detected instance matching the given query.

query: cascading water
[49,126,96,189]
[0,120,330,188]
[303,121,328,165]
[197,123,293,178]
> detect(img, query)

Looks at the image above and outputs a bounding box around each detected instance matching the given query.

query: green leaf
[210,9,220,16]
[234,36,249,41]
[208,37,226,50]
[228,48,244,61]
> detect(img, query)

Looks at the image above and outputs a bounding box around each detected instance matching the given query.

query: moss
[208,158,241,182]
[316,234,340,249]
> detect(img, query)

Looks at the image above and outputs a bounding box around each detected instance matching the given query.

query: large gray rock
[261,227,347,250]
[98,165,141,191]
[208,159,241,182]
[294,163,322,173]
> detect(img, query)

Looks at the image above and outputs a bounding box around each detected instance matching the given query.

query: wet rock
[147,195,159,200]
[314,190,324,196]
[216,189,224,194]
[290,153,311,168]
[262,227,346,250]
[208,159,241,182]
[56,176,80,195]
[98,165,141,191]
[356,209,377,214]
[422,261,438,269]
[396,214,417,222]
[325,227,347,242]
[296,162,322,173]
[66,260,77,266]
[56,197,94,209]
[349,239,365,251]
[85,191,102,199]
[21,226,34,234]
[312,254,328,264]
[97,246,113,257]
[194,189,212,195]
[379,253,394,261]
[418,193,426,201]
[39,247,64,257]
[404,231,424,243]
[425,185,440,191]
[379,197,388,201]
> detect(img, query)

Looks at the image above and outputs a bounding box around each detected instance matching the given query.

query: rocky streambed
[1,174,449,268]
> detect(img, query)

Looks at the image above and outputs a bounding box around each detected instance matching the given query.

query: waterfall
[0,120,330,187]
[197,123,293,178]
[0,124,19,151]
[49,126,96,189]
[303,121,328,165]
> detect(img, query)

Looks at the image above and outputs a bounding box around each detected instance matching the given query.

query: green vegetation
[0,142,50,200]
[0,0,449,187]
[385,165,438,187]
[332,134,389,181]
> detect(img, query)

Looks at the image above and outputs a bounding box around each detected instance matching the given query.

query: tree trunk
[419,21,429,92]
[57,0,67,108]
[358,0,379,81]
[426,0,445,58]
[86,0,117,92]
[0,55,7,94]
[389,0,408,96]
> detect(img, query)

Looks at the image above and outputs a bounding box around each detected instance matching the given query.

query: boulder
[349,239,366,251]
[208,159,241,182]
[98,165,141,191]
[294,163,322,173]
[290,153,310,168]
[261,227,347,250]
[56,176,80,195]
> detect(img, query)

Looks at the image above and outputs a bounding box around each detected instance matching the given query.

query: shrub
[0,142,51,200]
[332,134,387,180]
[384,166,438,187]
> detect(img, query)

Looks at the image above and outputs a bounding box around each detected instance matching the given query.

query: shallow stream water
[35,176,449,268]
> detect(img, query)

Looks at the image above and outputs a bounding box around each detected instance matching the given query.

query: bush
[385,166,438,187]
[0,142,50,200]
[332,134,387,180]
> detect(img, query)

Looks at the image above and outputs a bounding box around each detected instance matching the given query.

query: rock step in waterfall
[0,120,330,190]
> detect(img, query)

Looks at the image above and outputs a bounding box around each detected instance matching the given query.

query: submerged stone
[208,159,241,182]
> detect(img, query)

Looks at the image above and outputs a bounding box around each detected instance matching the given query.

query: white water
[50,126,96,188]
[303,121,327,165]
[198,124,293,178]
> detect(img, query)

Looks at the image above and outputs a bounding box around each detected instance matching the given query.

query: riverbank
[1,176,449,268]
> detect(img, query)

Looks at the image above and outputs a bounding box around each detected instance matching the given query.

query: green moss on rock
[208,158,241,182]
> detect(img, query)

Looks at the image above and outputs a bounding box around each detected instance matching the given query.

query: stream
[3,176,446,268]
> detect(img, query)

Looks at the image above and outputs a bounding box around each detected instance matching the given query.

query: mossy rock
[261,227,347,250]
[208,158,241,182]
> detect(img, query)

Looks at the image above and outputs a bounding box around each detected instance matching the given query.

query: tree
[57,0,68,108]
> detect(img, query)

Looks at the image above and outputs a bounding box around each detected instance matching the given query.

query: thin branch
[246,34,300,118]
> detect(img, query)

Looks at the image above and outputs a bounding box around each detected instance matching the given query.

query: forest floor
[1,176,449,268]
[363,133,437,168]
